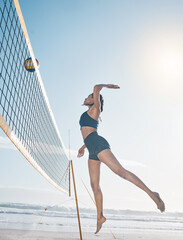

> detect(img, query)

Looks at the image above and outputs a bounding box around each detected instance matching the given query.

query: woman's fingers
[77,149,84,158]
[107,84,120,89]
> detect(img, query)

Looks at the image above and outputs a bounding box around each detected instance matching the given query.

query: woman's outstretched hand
[106,84,120,89]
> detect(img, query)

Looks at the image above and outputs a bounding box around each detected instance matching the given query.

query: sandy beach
[0,229,183,240]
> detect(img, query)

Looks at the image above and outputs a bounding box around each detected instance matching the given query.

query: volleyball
[24,57,39,72]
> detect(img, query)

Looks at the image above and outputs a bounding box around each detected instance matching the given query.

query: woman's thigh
[98,149,126,175]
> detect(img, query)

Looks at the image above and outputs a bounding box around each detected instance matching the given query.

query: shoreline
[0,229,183,240]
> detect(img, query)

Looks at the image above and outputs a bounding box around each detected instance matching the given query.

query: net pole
[70,160,82,240]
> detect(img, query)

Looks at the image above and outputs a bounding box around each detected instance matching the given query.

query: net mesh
[0,0,70,194]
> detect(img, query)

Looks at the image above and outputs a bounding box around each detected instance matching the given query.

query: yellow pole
[70,160,82,240]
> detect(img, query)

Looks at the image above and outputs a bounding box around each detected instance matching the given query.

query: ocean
[0,202,183,235]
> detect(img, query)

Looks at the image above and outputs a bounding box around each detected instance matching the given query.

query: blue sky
[1,0,183,212]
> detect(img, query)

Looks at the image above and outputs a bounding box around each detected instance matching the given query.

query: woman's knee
[90,181,100,193]
[115,167,128,179]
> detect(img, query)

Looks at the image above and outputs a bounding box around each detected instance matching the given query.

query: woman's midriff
[81,126,97,140]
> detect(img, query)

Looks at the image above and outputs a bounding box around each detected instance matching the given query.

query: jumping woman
[77,84,165,234]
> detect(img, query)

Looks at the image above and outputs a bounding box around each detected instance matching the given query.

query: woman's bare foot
[95,216,106,234]
[152,192,165,212]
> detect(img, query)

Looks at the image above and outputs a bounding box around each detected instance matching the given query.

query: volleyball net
[0,0,70,195]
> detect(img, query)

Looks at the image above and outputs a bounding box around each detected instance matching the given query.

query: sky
[1,0,183,213]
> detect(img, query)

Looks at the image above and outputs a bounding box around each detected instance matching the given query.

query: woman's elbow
[93,85,101,92]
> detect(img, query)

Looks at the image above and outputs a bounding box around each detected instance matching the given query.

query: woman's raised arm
[93,84,120,109]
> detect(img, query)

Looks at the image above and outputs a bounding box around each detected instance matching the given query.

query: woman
[77,84,165,234]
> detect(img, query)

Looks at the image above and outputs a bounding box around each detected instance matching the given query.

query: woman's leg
[98,149,165,212]
[88,159,106,233]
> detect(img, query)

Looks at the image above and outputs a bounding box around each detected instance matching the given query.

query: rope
[81,178,96,206]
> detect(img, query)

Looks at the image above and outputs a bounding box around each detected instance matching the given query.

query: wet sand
[0,229,182,240]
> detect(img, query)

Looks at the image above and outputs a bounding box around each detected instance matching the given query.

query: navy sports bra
[79,111,98,129]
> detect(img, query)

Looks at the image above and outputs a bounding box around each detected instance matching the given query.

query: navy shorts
[84,132,110,161]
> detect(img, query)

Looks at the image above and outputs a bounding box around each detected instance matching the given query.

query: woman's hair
[90,93,104,112]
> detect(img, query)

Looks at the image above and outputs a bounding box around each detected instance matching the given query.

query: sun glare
[136,32,183,93]
[160,51,183,78]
